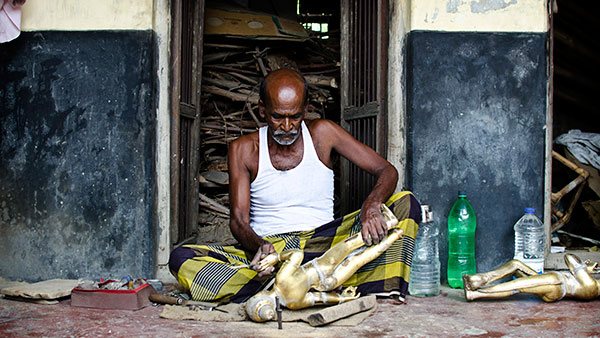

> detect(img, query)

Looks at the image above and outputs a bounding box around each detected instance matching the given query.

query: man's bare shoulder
[229,131,260,179]
[307,119,342,137]
[307,119,347,145]
[229,132,259,154]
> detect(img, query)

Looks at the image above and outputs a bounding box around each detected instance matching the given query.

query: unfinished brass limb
[245,204,400,322]
[551,150,590,232]
[463,254,600,302]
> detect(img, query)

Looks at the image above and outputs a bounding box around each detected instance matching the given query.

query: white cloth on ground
[555,129,600,170]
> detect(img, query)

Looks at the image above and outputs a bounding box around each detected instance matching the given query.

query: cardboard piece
[159,295,377,327]
[204,8,308,41]
[282,295,377,327]
[0,279,79,300]
[0,277,29,296]
[160,303,246,322]
[71,282,155,310]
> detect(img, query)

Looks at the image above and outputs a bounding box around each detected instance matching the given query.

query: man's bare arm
[228,138,275,275]
[313,120,398,245]
[228,138,262,251]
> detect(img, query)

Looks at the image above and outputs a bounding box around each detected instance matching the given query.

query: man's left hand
[251,242,276,277]
[360,203,387,246]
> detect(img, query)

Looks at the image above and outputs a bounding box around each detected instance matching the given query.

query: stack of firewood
[197,37,340,236]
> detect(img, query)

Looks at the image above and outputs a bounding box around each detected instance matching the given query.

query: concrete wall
[397,0,550,277]
[0,1,161,281]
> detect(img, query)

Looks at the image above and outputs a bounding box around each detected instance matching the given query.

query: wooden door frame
[169,0,206,245]
[169,0,182,249]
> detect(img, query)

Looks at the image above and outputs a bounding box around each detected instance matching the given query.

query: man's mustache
[273,130,299,138]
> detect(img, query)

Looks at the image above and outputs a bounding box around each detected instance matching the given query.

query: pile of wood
[197,37,340,236]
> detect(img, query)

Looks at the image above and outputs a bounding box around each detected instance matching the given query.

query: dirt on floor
[1,286,599,337]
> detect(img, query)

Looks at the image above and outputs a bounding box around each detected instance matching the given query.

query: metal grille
[348,116,377,210]
[343,0,386,212]
[349,0,378,107]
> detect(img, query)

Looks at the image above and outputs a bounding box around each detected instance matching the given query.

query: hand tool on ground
[275,296,282,329]
[149,293,225,312]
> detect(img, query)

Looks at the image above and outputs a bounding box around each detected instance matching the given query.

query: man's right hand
[250,242,276,277]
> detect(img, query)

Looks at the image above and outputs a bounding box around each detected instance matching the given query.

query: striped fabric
[174,191,420,303]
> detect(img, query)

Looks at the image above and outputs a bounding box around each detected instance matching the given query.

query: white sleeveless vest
[250,122,334,237]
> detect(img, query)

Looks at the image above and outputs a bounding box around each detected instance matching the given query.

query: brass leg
[313,204,399,275]
[463,259,537,291]
[464,274,564,302]
[322,229,404,290]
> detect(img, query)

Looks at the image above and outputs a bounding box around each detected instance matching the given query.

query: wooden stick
[254,47,269,76]
[305,75,338,88]
[245,102,262,128]
[202,85,259,104]
[199,193,230,215]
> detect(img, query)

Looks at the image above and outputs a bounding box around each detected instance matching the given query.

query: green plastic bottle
[447,191,477,288]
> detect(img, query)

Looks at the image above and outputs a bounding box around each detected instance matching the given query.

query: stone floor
[1,286,599,337]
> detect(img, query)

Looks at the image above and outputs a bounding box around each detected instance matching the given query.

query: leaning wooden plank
[202,77,246,90]
[204,64,258,76]
[202,85,259,104]
[305,75,338,88]
[199,193,230,215]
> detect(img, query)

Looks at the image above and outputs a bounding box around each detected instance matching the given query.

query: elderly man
[169,68,421,303]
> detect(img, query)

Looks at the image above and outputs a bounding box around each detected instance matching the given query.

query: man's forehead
[276,87,299,103]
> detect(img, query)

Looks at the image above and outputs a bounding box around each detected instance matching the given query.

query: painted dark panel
[0,31,155,281]
[407,31,547,279]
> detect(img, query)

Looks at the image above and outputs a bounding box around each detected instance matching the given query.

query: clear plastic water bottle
[447,191,477,288]
[409,205,440,297]
[521,207,545,274]
[513,208,532,261]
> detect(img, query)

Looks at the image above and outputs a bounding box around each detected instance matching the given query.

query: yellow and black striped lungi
[169,191,421,303]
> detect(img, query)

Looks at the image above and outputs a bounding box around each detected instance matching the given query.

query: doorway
[549,0,600,260]
[169,0,389,245]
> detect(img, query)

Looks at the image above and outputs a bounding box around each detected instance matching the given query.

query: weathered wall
[403,0,549,277]
[0,2,157,281]
[21,0,153,31]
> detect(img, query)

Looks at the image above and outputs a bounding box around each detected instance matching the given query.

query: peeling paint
[447,0,465,13]
[411,0,548,33]
[471,0,518,13]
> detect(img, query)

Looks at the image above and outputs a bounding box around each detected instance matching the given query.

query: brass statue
[245,204,401,322]
[463,253,600,302]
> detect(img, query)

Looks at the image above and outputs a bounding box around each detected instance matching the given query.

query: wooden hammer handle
[149,293,184,305]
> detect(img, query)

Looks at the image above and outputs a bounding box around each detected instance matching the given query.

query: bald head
[259,68,309,108]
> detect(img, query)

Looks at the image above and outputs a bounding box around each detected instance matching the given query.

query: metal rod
[275,296,282,329]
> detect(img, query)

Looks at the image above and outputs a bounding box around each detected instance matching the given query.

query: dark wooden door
[171,0,205,244]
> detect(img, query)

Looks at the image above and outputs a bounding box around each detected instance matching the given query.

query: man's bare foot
[462,273,487,291]
[463,287,476,301]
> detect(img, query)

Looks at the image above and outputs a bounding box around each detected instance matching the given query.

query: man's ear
[258,100,266,119]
